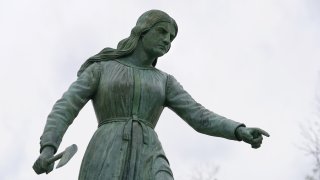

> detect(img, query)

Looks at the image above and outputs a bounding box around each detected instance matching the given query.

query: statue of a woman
[33,10,269,180]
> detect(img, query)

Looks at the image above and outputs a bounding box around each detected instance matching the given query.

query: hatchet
[48,144,78,169]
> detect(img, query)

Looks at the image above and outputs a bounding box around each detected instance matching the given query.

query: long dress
[39,60,242,180]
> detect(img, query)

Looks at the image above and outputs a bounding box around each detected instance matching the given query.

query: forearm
[39,63,101,153]
[165,75,244,141]
[40,97,80,153]
[182,105,244,140]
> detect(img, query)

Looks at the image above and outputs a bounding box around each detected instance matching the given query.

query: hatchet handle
[47,151,64,164]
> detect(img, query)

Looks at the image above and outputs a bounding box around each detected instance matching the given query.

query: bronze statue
[33,10,269,180]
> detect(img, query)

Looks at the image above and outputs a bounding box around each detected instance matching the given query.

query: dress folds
[40,60,242,180]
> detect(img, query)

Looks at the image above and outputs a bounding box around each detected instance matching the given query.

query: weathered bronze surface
[33,9,269,180]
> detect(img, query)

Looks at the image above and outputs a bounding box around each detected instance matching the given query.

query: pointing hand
[235,126,270,149]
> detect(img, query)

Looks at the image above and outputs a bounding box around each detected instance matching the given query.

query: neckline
[115,59,156,70]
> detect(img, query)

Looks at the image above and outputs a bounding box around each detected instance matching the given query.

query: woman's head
[77,10,178,76]
[117,9,178,55]
[140,21,176,59]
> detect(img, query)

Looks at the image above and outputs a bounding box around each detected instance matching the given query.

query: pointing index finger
[257,128,270,137]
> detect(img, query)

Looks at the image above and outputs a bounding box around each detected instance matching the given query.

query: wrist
[235,126,246,141]
[41,146,55,156]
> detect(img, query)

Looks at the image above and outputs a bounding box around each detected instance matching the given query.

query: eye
[156,27,166,34]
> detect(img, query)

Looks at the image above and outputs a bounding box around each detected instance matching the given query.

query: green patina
[33,10,269,180]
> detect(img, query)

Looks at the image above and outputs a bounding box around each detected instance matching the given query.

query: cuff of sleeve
[234,124,246,141]
[40,143,58,154]
[40,133,59,154]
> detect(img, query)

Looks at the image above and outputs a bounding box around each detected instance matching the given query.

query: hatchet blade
[56,144,78,169]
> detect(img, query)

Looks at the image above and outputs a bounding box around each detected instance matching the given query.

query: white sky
[1,0,320,179]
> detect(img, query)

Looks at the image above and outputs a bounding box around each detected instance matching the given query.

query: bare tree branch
[300,73,320,180]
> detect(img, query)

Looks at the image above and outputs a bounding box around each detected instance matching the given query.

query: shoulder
[99,60,118,68]
[152,67,169,77]
[150,68,181,85]
[79,62,102,76]
[164,73,184,92]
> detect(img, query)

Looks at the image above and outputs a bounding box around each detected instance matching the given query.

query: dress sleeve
[39,63,101,153]
[165,75,244,141]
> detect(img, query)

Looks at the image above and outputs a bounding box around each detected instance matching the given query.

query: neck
[120,42,156,68]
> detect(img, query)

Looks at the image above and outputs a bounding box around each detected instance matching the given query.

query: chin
[156,53,166,57]
[155,50,168,57]
[147,48,167,58]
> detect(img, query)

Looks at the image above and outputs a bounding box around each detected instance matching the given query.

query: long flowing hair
[77,10,178,77]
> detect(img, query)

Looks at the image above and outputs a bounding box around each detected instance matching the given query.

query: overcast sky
[1,0,320,180]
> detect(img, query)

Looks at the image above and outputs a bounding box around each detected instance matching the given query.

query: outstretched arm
[33,63,101,174]
[165,75,269,147]
[165,75,243,141]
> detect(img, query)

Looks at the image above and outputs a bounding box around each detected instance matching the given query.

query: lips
[157,45,167,51]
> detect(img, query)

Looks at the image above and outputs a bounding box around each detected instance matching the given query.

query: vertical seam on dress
[164,74,170,107]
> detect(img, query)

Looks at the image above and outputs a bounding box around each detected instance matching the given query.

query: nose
[163,33,170,45]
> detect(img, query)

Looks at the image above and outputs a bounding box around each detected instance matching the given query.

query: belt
[98,116,154,144]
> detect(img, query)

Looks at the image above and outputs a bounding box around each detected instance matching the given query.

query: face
[141,22,176,58]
